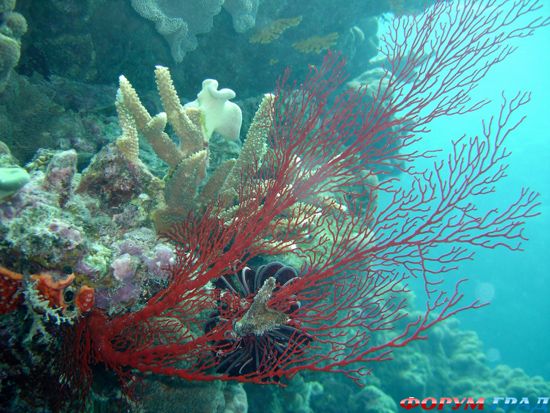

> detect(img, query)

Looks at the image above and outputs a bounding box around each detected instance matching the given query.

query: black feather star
[205,262,311,379]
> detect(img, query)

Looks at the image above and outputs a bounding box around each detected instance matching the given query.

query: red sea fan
[67,0,547,389]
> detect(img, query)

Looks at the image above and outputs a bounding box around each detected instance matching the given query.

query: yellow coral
[118,74,184,168]
[114,98,140,163]
[249,16,302,44]
[154,66,207,157]
[116,67,273,232]
[292,32,339,54]
[164,149,208,212]
[220,93,273,199]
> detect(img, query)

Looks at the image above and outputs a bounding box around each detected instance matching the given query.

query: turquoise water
[459,39,550,380]
[425,7,550,379]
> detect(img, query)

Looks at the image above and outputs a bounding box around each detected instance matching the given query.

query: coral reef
[130,0,224,63]
[0,0,548,411]
[141,380,248,413]
[0,143,174,313]
[293,317,550,413]
[17,0,387,95]
[0,73,116,163]
[52,3,547,403]
[0,309,77,411]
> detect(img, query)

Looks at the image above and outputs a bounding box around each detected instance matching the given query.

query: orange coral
[75,286,95,314]
[0,266,95,315]
[31,273,76,310]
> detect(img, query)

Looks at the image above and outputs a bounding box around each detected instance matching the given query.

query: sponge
[184,79,242,141]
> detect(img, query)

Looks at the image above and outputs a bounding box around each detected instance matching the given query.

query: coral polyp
[207,262,311,378]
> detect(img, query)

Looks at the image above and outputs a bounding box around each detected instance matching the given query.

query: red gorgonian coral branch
[66,0,546,390]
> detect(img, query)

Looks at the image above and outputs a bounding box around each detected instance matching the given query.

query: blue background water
[397,2,550,379]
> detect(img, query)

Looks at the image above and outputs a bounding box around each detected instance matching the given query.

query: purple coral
[111,253,138,282]
[48,219,84,251]
[94,228,175,310]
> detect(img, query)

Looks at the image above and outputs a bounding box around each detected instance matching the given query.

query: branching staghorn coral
[116,66,271,231]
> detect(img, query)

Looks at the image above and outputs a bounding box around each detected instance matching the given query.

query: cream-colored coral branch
[165,149,208,212]
[118,75,184,167]
[115,97,140,163]
[154,66,206,157]
[221,93,273,197]
[198,159,236,208]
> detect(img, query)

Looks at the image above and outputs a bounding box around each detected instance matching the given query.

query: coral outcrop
[141,380,248,413]
[0,143,174,315]
[244,316,550,413]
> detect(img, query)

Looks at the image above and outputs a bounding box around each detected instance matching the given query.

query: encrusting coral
[116,66,271,231]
